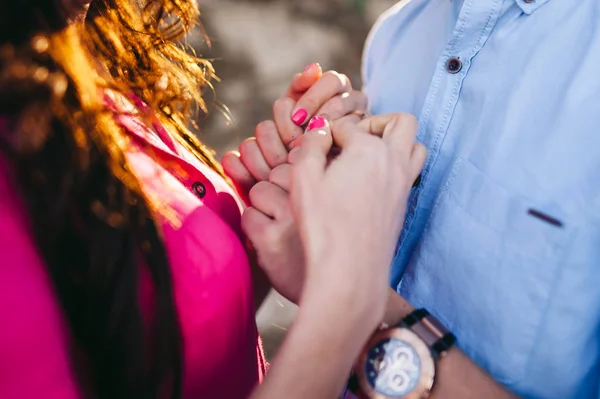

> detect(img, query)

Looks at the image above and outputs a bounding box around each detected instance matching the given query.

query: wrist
[301,273,386,338]
[382,288,414,326]
[257,300,371,399]
[293,296,379,378]
[300,284,380,334]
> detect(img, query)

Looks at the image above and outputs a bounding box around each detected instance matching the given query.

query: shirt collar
[513,0,552,15]
[455,0,552,15]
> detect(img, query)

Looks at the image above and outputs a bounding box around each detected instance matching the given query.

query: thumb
[288,116,332,165]
[289,116,331,212]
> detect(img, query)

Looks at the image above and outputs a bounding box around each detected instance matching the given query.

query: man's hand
[242,165,305,303]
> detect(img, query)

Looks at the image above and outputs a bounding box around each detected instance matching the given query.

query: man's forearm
[383,289,518,399]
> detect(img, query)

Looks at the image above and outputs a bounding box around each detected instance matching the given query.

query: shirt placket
[119,116,218,204]
[391,0,506,288]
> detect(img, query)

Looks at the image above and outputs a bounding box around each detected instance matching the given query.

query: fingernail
[304,62,320,72]
[292,109,308,126]
[306,116,326,131]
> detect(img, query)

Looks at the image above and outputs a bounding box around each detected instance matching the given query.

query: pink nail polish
[307,116,326,131]
[292,109,308,126]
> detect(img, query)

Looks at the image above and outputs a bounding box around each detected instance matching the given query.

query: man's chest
[365,0,600,279]
[364,0,600,397]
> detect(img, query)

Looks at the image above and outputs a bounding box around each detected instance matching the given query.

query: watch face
[356,328,435,399]
[365,338,421,397]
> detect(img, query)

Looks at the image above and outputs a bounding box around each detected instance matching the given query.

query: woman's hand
[289,113,427,327]
[221,64,367,202]
[250,114,427,399]
[281,69,368,148]
[221,63,320,203]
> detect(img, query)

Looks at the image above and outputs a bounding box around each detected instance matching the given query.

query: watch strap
[346,373,360,398]
[402,308,456,357]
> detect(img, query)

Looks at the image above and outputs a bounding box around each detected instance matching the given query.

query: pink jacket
[0,105,266,398]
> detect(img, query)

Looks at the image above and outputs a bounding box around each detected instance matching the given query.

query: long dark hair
[0,0,223,397]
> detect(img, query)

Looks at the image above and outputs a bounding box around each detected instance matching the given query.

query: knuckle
[397,113,418,129]
[276,162,292,173]
[414,142,428,155]
[302,96,321,111]
[256,220,281,248]
[255,120,276,140]
[250,180,270,195]
[271,151,288,167]
[238,137,257,156]
[245,220,276,249]
[248,181,267,203]
[323,71,347,91]
[324,95,346,117]
[404,112,418,125]
[269,165,284,183]
[262,224,282,247]
[272,98,287,113]
[268,168,278,184]
[269,164,289,182]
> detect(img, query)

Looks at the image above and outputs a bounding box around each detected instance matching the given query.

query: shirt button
[192,182,206,198]
[446,57,462,74]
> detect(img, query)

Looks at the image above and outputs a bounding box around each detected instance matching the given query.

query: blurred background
[191,0,398,357]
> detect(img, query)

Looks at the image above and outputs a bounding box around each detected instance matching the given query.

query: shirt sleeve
[0,170,80,399]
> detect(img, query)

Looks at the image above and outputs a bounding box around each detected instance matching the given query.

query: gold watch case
[355,326,435,399]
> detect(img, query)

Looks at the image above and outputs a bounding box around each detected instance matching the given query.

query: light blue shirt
[363,1,600,398]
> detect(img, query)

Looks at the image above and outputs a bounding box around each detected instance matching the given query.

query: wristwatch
[347,309,456,399]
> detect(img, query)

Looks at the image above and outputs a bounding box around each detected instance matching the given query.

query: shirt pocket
[399,158,570,385]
